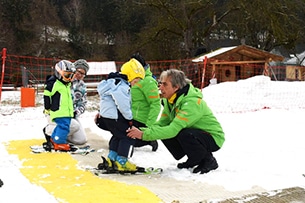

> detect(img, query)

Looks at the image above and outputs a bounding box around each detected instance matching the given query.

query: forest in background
[0,0,304,61]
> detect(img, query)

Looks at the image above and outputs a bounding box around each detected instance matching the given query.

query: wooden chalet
[192,45,284,87]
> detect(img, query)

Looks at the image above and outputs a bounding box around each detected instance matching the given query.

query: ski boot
[97,156,116,173]
[42,141,53,152]
[42,127,53,152]
[115,156,137,174]
[50,139,71,151]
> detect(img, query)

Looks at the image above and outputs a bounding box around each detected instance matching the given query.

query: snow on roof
[192,46,237,62]
[285,51,305,66]
[87,61,117,75]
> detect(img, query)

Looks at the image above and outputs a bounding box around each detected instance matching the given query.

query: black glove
[73,110,79,118]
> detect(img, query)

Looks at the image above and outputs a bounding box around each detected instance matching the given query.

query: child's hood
[97,75,129,96]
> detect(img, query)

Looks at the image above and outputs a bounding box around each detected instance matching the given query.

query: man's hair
[160,69,191,89]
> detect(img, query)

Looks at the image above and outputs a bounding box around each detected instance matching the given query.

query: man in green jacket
[127,69,225,174]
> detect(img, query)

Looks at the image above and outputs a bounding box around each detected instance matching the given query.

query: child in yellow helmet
[122,54,161,152]
[95,60,146,173]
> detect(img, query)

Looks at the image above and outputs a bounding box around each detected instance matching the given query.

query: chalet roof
[192,45,284,63]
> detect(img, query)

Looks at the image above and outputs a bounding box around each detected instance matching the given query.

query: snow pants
[162,128,220,165]
[52,117,71,144]
[102,113,135,158]
[45,115,87,145]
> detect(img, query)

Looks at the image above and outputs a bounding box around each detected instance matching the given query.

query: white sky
[0,75,305,202]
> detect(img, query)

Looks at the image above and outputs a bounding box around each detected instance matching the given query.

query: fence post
[0,48,7,104]
[21,65,29,87]
[263,62,269,76]
[200,56,207,89]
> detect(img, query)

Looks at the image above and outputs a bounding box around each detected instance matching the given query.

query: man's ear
[174,86,180,92]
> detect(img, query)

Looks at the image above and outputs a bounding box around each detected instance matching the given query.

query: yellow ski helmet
[121,58,145,82]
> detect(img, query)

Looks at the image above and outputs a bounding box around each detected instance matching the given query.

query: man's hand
[126,126,143,140]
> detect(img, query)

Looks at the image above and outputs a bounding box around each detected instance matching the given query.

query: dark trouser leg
[163,128,219,168]
[133,139,158,151]
[133,120,148,147]
[133,120,158,151]
[162,137,186,160]
[189,129,220,173]
[176,129,208,167]
[103,115,135,158]
[134,139,152,147]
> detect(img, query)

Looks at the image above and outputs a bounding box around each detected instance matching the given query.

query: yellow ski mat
[6,139,163,203]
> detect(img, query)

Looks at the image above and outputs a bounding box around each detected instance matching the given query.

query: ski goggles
[62,71,74,81]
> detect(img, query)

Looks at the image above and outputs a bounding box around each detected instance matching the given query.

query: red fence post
[0,48,7,104]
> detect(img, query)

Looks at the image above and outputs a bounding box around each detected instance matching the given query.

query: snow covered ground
[1,75,305,202]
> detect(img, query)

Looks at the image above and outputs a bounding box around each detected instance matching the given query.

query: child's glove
[43,109,50,115]
[73,109,81,118]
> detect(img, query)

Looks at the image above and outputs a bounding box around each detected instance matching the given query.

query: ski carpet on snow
[6,139,162,203]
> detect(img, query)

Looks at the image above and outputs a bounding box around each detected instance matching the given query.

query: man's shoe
[150,141,158,152]
[177,159,200,169]
[193,155,218,174]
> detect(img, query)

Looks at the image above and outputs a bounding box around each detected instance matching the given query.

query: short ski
[89,166,163,176]
[30,144,94,155]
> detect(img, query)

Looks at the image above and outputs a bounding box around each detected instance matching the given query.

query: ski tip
[157,168,163,173]
[30,145,42,149]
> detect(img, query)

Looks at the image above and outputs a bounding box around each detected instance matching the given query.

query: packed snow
[1,75,305,202]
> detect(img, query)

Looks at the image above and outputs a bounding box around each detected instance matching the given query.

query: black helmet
[130,53,146,67]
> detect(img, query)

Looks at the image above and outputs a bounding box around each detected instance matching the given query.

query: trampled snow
[1,75,305,202]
